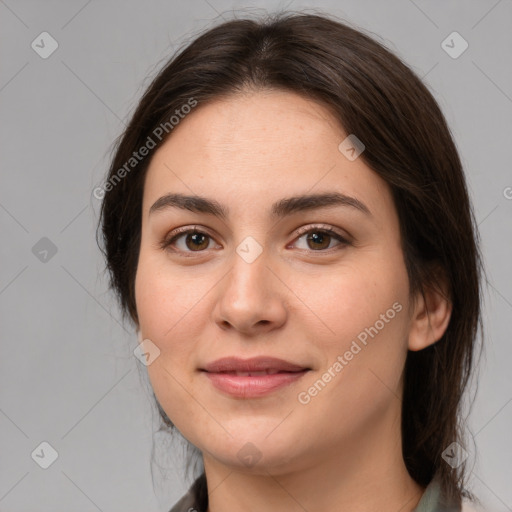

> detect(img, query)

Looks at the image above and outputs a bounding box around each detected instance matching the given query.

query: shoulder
[168,473,207,512]
[168,486,198,512]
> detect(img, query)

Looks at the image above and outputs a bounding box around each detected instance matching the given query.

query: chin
[199,426,308,473]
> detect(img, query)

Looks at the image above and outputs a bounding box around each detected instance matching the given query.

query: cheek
[297,251,411,400]
[134,251,197,378]
[134,247,205,338]
[294,254,409,346]
[134,252,208,433]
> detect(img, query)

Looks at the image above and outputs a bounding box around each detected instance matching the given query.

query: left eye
[292,228,348,251]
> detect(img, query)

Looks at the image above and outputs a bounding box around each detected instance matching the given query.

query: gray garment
[413,477,460,512]
[168,473,460,512]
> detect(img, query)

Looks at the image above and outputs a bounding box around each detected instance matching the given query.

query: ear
[408,267,452,352]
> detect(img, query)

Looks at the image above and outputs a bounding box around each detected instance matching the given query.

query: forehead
[142,90,394,226]
[157,89,342,163]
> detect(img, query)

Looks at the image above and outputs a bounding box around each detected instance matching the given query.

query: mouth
[206,369,305,376]
[200,356,311,374]
[199,356,311,398]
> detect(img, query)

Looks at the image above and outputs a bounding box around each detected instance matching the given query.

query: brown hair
[96,10,483,504]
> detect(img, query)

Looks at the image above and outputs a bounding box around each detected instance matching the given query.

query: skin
[134,89,452,512]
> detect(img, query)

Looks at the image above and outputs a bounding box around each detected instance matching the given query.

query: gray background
[1,0,511,511]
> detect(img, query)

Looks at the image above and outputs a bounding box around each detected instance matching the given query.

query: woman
[97,11,483,512]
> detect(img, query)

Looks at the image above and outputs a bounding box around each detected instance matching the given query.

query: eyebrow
[148,192,372,220]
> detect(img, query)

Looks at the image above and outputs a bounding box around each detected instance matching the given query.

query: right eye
[159,227,219,254]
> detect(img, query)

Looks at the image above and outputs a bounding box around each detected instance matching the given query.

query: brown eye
[184,232,210,251]
[160,225,349,255]
[160,229,214,252]
[305,231,332,250]
[293,226,349,252]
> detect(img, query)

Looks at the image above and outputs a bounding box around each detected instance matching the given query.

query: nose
[212,248,288,336]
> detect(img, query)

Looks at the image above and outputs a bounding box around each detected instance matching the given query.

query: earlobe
[407,276,453,352]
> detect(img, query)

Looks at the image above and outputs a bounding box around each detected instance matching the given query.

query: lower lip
[202,370,309,398]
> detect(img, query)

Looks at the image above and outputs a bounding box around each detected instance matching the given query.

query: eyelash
[159,224,350,255]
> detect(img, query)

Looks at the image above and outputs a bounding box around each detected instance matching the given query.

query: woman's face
[135,90,416,473]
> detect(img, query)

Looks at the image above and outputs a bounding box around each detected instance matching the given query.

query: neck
[203,403,424,512]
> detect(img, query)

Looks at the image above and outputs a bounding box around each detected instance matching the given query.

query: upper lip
[201,356,310,373]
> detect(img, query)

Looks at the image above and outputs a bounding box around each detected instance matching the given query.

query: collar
[169,473,461,512]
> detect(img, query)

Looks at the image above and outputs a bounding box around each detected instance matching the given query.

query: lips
[200,357,311,398]
[201,356,310,374]
[219,369,284,376]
